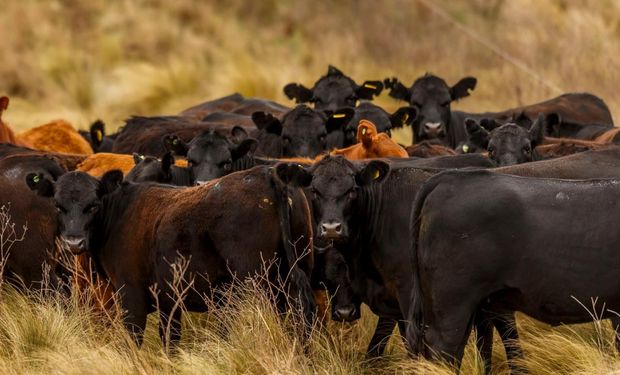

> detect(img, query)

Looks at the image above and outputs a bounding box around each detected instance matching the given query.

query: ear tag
[361,128,367,135]
[373,169,380,180]
[364,83,377,90]
[95,130,103,142]
[462,144,470,153]
[172,139,179,145]
[288,197,293,207]
[332,113,346,119]
[140,155,145,160]
[33,175,40,184]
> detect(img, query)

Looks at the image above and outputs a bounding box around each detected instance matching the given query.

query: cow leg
[423,309,474,369]
[493,313,526,374]
[366,317,397,357]
[159,308,183,353]
[474,312,495,375]
[120,287,148,346]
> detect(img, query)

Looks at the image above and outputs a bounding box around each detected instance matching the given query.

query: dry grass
[2,1,620,373]
[1,0,619,146]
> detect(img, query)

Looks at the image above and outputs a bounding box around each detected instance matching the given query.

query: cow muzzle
[424,122,445,138]
[332,304,359,322]
[319,221,343,240]
[61,236,87,254]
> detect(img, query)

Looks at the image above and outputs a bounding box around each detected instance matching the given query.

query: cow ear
[390,106,417,128]
[450,77,477,101]
[357,120,377,147]
[89,120,105,148]
[163,135,189,156]
[0,96,9,112]
[230,126,248,143]
[132,153,145,165]
[383,77,411,102]
[98,170,123,196]
[544,112,561,137]
[274,163,312,187]
[356,160,390,186]
[511,111,532,128]
[356,80,384,100]
[231,138,258,160]
[326,108,355,133]
[465,118,490,149]
[529,113,546,147]
[283,83,313,103]
[252,111,282,135]
[327,65,344,76]
[25,173,54,197]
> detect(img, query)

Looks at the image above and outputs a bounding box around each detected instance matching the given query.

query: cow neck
[89,183,143,278]
[232,155,260,173]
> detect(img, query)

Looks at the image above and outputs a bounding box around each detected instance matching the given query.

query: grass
[2,1,620,373]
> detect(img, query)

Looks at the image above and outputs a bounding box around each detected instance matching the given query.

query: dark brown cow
[27,167,316,348]
[405,141,456,158]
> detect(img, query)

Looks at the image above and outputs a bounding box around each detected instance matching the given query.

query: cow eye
[488,146,495,156]
[412,101,422,108]
[523,145,532,154]
[348,189,357,200]
[440,101,450,107]
[84,204,99,214]
[346,95,357,105]
[55,204,67,214]
[282,137,291,145]
[319,134,327,144]
[188,159,198,166]
[312,97,322,104]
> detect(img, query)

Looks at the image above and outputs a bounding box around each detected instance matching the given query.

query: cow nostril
[335,305,356,321]
[334,223,342,233]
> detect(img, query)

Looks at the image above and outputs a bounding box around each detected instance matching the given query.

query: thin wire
[416,0,564,94]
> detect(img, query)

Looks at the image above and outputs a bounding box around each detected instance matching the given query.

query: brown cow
[18,120,94,155]
[331,120,408,159]
[405,141,456,158]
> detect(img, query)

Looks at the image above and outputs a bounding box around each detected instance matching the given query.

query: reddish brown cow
[405,141,457,158]
[77,153,187,177]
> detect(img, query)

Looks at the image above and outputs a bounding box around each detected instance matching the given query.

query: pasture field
[2,0,620,374]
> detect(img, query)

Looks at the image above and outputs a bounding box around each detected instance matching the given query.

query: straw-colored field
[1,1,620,373]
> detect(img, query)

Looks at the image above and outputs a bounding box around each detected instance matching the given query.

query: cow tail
[271,171,316,328]
[407,174,444,355]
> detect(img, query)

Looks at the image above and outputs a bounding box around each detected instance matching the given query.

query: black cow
[27,167,316,348]
[284,65,384,112]
[125,153,193,186]
[163,128,258,183]
[276,154,497,357]
[385,73,477,145]
[409,169,620,372]
[79,120,116,153]
[251,105,353,157]
[464,113,545,166]
[178,93,245,120]
[386,73,613,147]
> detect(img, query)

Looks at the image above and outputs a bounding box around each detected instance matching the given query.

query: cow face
[26,170,123,254]
[252,105,353,158]
[164,128,257,184]
[340,103,416,147]
[125,153,175,184]
[283,65,383,113]
[465,113,546,166]
[276,156,390,244]
[315,246,360,322]
[386,74,476,143]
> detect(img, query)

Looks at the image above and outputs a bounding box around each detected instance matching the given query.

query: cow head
[315,246,360,322]
[339,102,416,147]
[465,113,546,166]
[81,119,114,153]
[276,155,390,244]
[125,152,175,184]
[385,74,476,143]
[26,170,123,254]
[252,105,353,157]
[283,65,384,112]
[163,127,257,184]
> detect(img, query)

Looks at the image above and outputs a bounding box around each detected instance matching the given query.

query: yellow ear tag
[462,144,469,153]
[332,113,346,119]
[364,83,377,90]
[403,113,409,122]
[33,175,40,184]
[140,155,145,160]
[172,139,178,145]
[361,128,367,135]
[95,130,103,142]
[373,169,380,180]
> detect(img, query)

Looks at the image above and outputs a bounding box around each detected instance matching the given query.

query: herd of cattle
[3,65,620,373]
